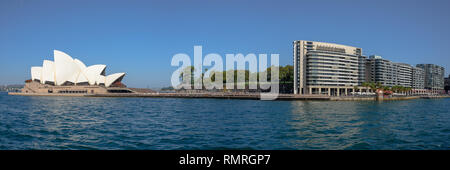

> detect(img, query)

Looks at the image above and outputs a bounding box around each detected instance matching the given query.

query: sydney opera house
[21,50,133,95]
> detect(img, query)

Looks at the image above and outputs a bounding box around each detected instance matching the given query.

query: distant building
[293,40,364,96]
[445,75,450,94]
[292,40,446,95]
[365,55,414,88]
[416,64,445,93]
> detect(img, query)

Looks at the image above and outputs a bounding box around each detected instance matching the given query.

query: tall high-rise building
[365,55,413,87]
[358,55,367,86]
[293,40,364,96]
[412,67,425,89]
[293,40,445,95]
[416,64,445,91]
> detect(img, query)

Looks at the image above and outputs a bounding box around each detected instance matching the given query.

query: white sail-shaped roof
[105,73,125,87]
[54,50,78,85]
[41,60,55,83]
[76,73,89,83]
[68,58,86,84]
[30,50,125,87]
[31,67,42,81]
[74,59,87,71]
[84,65,106,85]
[97,75,106,84]
[67,72,79,83]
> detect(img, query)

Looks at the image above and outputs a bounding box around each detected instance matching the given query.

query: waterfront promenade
[8,92,449,101]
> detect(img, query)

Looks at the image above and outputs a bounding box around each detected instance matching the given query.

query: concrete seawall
[9,92,449,101]
[330,96,422,101]
[85,93,332,100]
[8,92,330,100]
[8,92,86,97]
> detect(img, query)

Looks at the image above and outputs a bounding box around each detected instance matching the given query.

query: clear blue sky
[1,0,449,88]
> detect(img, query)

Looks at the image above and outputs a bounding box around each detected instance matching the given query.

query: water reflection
[25,96,109,149]
[289,101,367,149]
[1,92,449,150]
[288,99,450,149]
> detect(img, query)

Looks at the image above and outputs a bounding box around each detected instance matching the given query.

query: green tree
[369,82,376,92]
[179,66,195,86]
[353,86,359,93]
[361,82,369,92]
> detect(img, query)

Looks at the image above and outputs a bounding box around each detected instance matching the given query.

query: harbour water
[0,92,449,150]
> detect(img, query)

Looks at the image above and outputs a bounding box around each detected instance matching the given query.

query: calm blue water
[0,92,449,150]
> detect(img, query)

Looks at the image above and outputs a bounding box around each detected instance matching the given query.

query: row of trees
[357,82,412,94]
[176,65,294,93]
[180,65,294,85]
